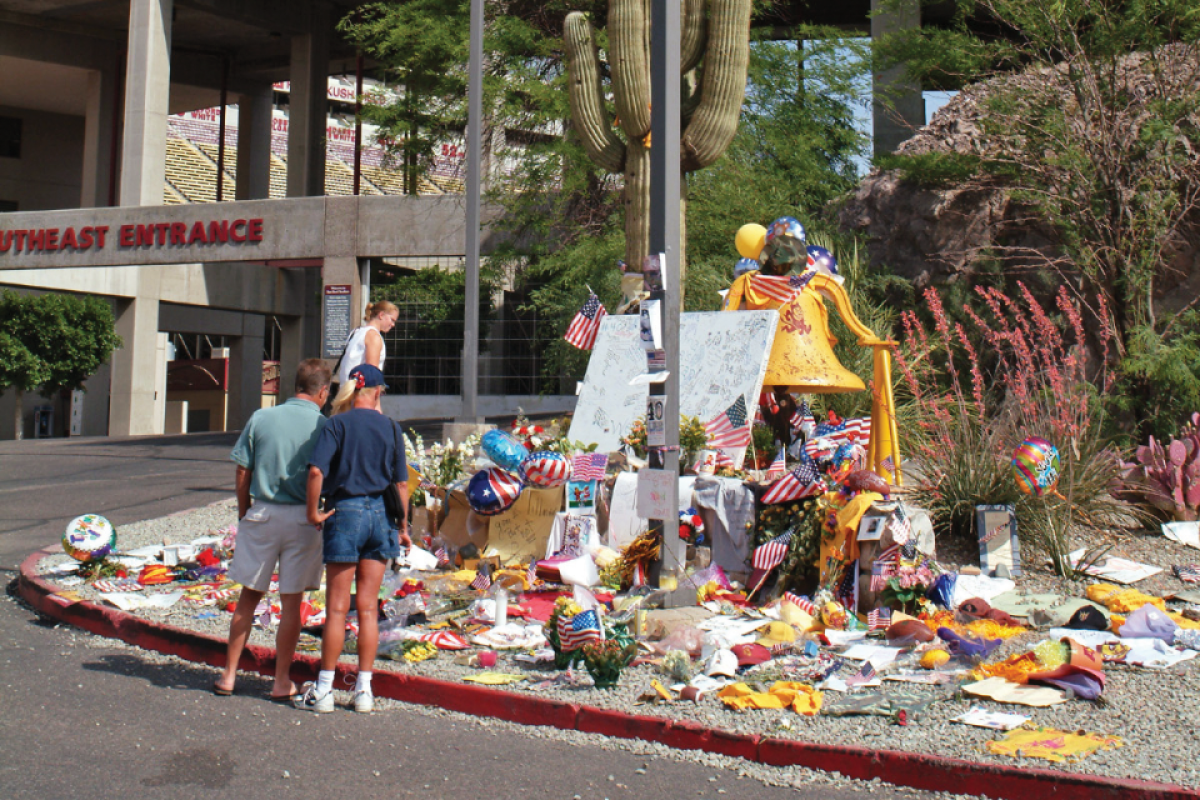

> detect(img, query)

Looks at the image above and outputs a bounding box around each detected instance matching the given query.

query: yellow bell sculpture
[724,270,902,485]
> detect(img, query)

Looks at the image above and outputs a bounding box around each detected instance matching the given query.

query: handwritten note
[569,311,778,452]
[636,469,676,520]
[486,486,564,563]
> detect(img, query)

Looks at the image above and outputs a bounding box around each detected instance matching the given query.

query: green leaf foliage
[0,290,120,397]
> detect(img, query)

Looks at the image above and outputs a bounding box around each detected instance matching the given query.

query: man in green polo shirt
[213,359,331,701]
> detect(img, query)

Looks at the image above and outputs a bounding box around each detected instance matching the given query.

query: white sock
[355,671,372,693]
[316,670,335,695]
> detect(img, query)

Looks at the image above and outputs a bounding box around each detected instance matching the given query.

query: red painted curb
[18,547,1200,800]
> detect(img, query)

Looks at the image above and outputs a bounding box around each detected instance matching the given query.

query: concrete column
[287,14,329,198]
[871,0,924,156]
[278,314,305,402]
[227,313,266,430]
[110,0,171,436]
[119,0,172,206]
[236,83,274,201]
[109,296,164,436]
[81,67,118,208]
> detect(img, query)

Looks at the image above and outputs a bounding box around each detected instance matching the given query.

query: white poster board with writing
[568,311,778,453]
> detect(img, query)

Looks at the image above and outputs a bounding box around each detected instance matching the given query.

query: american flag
[783,592,815,615]
[769,642,793,656]
[572,452,609,482]
[765,449,787,480]
[471,568,492,592]
[881,455,896,473]
[747,273,812,305]
[889,506,912,544]
[870,560,896,591]
[753,529,795,572]
[1175,565,1200,583]
[434,546,450,566]
[761,458,826,505]
[704,396,751,448]
[867,607,893,630]
[526,560,538,586]
[803,417,872,459]
[557,609,603,650]
[714,450,735,468]
[564,294,608,351]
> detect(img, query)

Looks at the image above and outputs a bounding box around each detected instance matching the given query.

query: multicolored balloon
[735,223,767,260]
[806,245,839,276]
[765,216,805,247]
[521,451,572,487]
[467,467,524,516]
[63,514,117,562]
[1012,437,1061,496]
[481,429,529,472]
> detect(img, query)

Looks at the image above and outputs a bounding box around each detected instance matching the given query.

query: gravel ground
[32,498,1200,791]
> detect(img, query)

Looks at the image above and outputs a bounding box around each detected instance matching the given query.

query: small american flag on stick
[705,396,751,448]
[564,294,608,351]
[571,452,609,482]
[557,609,603,650]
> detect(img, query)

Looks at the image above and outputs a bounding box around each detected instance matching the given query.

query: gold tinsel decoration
[615,529,661,588]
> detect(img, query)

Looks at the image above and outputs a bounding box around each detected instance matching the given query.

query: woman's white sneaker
[353,688,374,713]
[295,682,334,713]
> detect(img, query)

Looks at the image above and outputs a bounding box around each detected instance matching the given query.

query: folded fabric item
[717,681,823,715]
[986,727,1123,763]
[937,627,1002,658]
[962,677,1066,707]
[138,564,175,585]
[957,597,1019,627]
[1086,583,1165,614]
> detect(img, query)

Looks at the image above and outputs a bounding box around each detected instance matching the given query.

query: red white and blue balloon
[63,514,117,562]
[734,257,758,278]
[806,245,839,276]
[481,429,529,473]
[521,451,573,487]
[467,467,524,516]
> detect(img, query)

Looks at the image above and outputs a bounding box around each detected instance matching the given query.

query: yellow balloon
[735,223,767,260]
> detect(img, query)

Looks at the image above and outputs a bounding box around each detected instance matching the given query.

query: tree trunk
[13,385,23,441]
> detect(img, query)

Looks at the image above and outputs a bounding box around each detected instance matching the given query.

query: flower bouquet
[580,638,637,689]
[545,596,585,669]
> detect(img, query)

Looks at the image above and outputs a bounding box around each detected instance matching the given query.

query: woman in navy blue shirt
[300,364,409,714]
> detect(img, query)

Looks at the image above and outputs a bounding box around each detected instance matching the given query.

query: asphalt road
[0,434,943,800]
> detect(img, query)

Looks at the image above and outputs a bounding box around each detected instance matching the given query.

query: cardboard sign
[636,469,676,520]
[440,490,490,551]
[485,486,564,563]
[646,395,667,447]
[977,504,1021,577]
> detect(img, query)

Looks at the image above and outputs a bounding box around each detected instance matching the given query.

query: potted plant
[580,639,637,688]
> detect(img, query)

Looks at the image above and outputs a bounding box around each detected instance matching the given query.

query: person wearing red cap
[300,363,409,714]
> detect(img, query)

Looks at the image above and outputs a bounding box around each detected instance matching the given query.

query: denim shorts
[322,494,399,563]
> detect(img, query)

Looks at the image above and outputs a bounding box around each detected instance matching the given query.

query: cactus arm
[609,0,652,142]
[681,0,706,74]
[564,12,626,174]
[679,0,752,172]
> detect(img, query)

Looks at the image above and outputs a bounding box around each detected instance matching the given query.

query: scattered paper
[884,670,962,685]
[1068,549,1163,584]
[963,677,1066,707]
[1044,629,1119,648]
[56,577,83,587]
[823,630,868,646]
[1120,638,1198,669]
[1163,521,1200,550]
[840,644,902,667]
[697,616,771,638]
[101,591,184,611]
[953,705,1029,731]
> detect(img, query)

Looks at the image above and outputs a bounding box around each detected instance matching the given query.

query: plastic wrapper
[1118,604,1178,642]
[655,625,705,657]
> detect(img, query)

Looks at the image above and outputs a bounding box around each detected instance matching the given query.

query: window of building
[0,117,21,159]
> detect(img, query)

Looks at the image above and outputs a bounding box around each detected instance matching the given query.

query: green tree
[0,290,121,440]
[873,0,1200,436]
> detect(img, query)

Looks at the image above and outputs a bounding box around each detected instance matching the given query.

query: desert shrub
[896,284,1136,572]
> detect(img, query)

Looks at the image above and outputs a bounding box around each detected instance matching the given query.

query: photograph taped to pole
[646,395,667,448]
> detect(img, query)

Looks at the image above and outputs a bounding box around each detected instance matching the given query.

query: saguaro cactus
[564,0,752,276]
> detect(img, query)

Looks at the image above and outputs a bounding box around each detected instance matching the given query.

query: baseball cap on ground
[349,363,385,387]
[730,642,772,667]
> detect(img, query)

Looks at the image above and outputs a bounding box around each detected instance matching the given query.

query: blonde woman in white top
[331,300,398,413]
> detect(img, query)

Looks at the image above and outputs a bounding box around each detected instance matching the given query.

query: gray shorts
[227,501,324,594]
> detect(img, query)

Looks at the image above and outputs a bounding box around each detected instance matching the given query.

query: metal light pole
[460,0,483,421]
[648,0,685,601]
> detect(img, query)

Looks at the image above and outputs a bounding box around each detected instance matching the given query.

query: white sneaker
[353,687,374,714]
[295,682,334,714]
